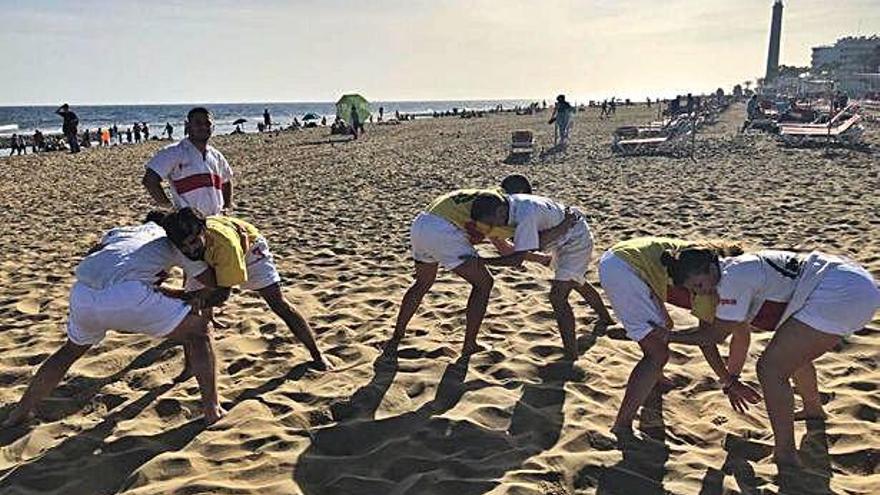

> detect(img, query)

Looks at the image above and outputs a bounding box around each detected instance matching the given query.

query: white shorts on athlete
[185,236,281,292]
[792,263,880,337]
[548,219,593,285]
[67,280,191,346]
[598,250,666,342]
[410,212,476,270]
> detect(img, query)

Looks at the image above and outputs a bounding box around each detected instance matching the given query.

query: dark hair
[660,241,744,286]
[187,107,213,122]
[470,195,505,222]
[500,174,532,194]
[158,207,206,247]
[145,210,169,225]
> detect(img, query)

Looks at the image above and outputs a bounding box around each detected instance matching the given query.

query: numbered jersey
[426,189,515,243]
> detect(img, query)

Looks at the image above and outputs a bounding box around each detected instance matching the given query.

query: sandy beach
[0,104,877,494]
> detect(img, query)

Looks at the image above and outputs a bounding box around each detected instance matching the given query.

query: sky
[1,0,878,105]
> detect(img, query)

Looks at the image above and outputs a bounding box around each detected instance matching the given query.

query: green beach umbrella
[336,94,371,123]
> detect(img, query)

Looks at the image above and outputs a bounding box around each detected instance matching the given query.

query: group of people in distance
[3,106,879,471]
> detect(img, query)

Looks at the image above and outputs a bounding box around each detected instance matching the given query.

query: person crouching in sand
[596,237,749,436]
[470,192,612,360]
[3,219,224,427]
[393,189,576,356]
[665,246,880,467]
[157,208,327,370]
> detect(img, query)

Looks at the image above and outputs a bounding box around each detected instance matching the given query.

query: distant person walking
[143,122,150,140]
[165,122,174,139]
[548,94,574,146]
[56,103,81,153]
[134,123,142,143]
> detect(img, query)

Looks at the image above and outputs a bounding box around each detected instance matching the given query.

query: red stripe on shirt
[172,173,224,195]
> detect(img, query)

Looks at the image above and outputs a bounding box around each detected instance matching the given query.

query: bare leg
[166,313,223,425]
[574,281,614,323]
[258,283,325,366]
[451,259,494,355]
[3,340,91,426]
[792,363,826,420]
[550,280,578,360]
[612,327,669,433]
[393,262,437,339]
[756,318,839,466]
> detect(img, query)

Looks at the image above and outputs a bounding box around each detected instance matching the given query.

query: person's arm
[142,169,172,208]
[489,238,515,256]
[490,238,551,266]
[222,182,233,210]
[480,251,529,267]
[725,320,752,378]
[194,268,217,288]
[538,209,577,249]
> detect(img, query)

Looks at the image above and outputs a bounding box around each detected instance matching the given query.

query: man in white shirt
[3,221,225,427]
[142,107,233,216]
[471,193,611,360]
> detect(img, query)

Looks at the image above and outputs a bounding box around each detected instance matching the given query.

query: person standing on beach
[165,122,174,139]
[157,208,327,370]
[470,193,611,360]
[142,107,233,217]
[393,189,576,355]
[55,103,80,153]
[133,123,142,143]
[548,94,574,146]
[350,105,365,139]
[263,108,272,130]
[2,219,224,427]
[126,127,132,144]
[32,129,44,153]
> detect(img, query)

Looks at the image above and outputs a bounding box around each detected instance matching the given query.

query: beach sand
[0,104,877,494]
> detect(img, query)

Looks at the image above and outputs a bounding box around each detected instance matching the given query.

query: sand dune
[0,104,877,494]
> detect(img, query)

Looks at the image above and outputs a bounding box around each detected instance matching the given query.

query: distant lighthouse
[765,0,783,82]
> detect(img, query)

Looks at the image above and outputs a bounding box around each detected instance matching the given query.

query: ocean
[0,100,532,142]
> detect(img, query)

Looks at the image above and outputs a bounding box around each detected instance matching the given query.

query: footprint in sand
[15,298,43,315]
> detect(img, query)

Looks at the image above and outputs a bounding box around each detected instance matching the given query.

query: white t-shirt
[715,250,801,322]
[145,138,232,216]
[507,194,568,252]
[75,223,209,290]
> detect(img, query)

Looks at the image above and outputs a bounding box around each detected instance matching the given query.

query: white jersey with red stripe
[145,138,233,216]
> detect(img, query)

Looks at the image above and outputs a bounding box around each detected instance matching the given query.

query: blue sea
[0,100,532,141]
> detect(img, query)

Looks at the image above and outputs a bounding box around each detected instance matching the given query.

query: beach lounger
[612,131,691,157]
[778,114,864,147]
[510,130,534,155]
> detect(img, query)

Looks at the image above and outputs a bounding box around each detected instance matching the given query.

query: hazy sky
[2,0,878,105]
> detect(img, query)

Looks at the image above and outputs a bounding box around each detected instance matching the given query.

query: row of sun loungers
[610,97,729,157]
[776,103,865,147]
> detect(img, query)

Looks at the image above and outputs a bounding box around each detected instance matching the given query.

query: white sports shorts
[410,212,476,270]
[598,250,666,342]
[67,280,191,346]
[793,263,880,336]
